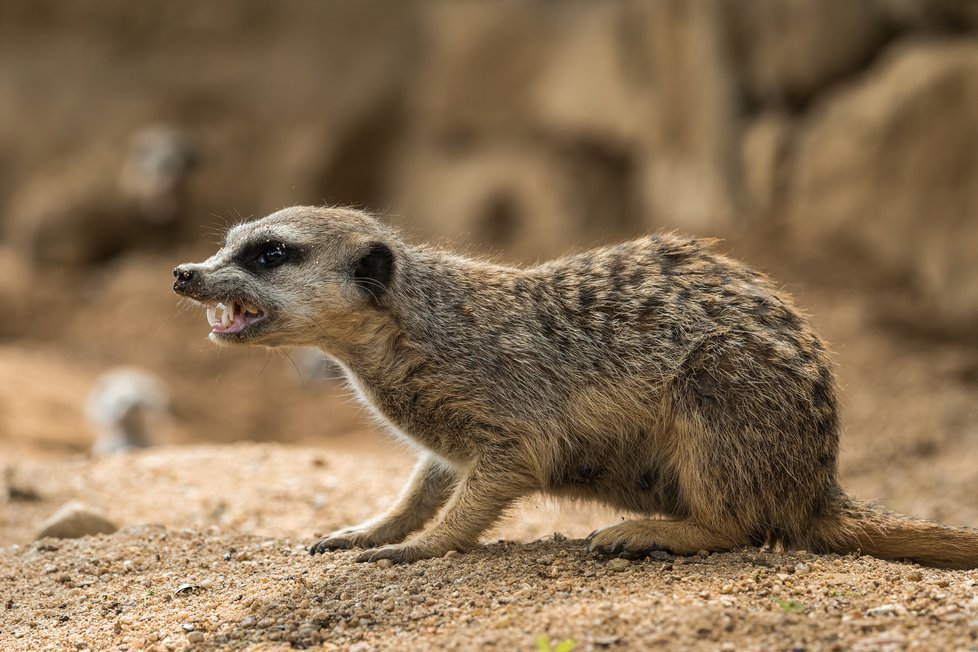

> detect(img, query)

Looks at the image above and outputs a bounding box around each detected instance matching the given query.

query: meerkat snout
[172,266,198,295]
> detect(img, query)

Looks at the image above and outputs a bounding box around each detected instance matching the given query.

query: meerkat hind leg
[588,518,744,557]
[310,455,456,554]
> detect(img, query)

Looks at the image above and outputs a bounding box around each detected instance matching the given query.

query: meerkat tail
[809,496,978,570]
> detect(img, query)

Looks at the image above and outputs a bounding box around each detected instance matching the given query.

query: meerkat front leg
[310,453,457,554]
[356,458,529,563]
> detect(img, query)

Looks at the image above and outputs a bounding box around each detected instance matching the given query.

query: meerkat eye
[257,243,289,268]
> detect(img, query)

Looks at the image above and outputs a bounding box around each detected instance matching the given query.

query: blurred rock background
[0,1,976,529]
[3,1,976,319]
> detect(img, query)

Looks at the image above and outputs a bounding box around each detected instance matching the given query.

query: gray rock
[788,41,978,327]
[37,502,118,540]
[723,0,889,106]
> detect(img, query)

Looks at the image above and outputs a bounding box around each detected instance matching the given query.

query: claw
[589,541,623,556]
[355,543,445,564]
[357,546,401,563]
[356,549,379,563]
[604,542,623,555]
[309,535,358,555]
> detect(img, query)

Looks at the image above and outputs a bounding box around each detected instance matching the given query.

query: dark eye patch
[235,239,302,271]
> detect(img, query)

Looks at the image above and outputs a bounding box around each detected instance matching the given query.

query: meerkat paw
[355,540,460,564]
[587,519,739,557]
[309,522,408,555]
[587,521,675,556]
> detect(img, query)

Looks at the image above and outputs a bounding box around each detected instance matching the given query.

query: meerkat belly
[543,446,689,518]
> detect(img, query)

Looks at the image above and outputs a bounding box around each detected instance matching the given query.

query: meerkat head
[172,206,398,351]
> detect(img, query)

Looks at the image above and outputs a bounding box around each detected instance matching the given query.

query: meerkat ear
[352,242,395,303]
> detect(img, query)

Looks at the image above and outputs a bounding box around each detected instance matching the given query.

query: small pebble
[375,559,394,569]
[607,558,631,572]
[866,604,902,617]
[187,631,204,643]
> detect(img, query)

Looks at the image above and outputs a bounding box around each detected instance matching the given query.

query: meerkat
[7,124,197,266]
[173,206,978,568]
[87,367,171,455]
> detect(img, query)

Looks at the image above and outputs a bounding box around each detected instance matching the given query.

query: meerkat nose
[172,266,197,295]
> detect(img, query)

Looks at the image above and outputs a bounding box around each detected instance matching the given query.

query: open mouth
[205,298,266,335]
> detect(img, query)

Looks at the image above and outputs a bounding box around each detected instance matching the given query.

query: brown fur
[173,206,978,568]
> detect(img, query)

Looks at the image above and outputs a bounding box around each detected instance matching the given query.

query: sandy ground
[3,443,978,652]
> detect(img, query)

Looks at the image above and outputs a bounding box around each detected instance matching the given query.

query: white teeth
[206,300,259,330]
[242,300,261,316]
[215,302,229,328]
